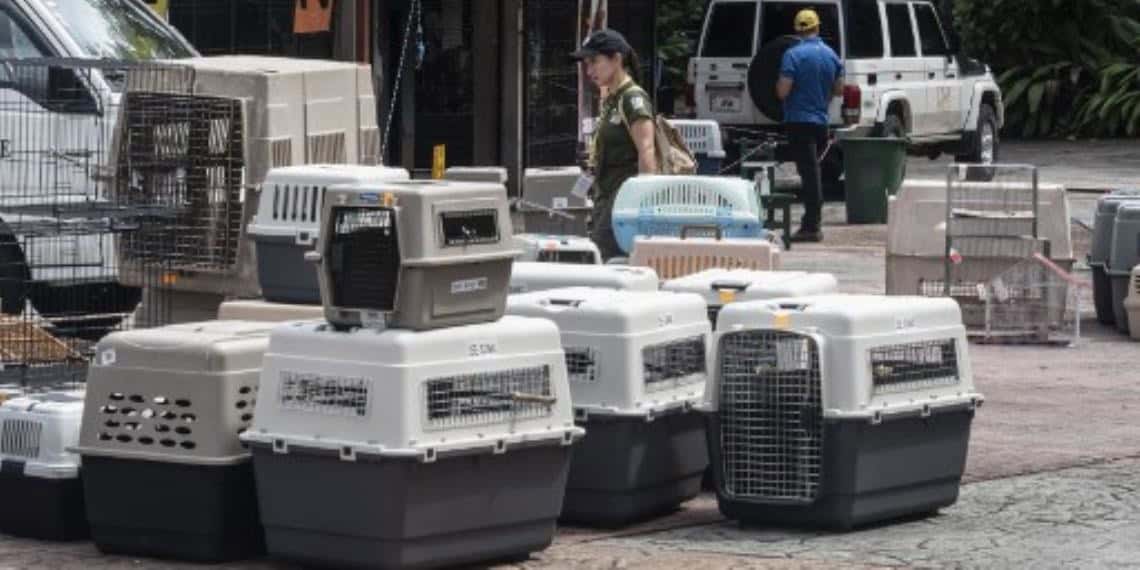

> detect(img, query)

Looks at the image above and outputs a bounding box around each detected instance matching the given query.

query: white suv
[690,0,1003,179]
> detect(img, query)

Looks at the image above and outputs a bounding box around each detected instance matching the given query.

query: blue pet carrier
[611,176,764,254]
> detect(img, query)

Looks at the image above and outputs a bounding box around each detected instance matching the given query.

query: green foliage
[656,0,706,95]
[953,0,1140,137]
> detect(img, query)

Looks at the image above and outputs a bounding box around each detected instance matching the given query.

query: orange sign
[294,0,335,34]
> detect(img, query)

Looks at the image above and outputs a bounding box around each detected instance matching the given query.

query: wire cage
[974,253,1083,346]
[0,58,188,387]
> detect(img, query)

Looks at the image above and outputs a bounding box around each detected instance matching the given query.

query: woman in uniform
[573,29,657,260]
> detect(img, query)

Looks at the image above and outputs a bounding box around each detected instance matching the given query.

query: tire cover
[747,36,801,122]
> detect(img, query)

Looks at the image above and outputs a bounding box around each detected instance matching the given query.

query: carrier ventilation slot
[278,371,369,417]
[440,210,500,247]
[564,347,599,383]
[0,419,43,459]
[642,335,706,392]
[535,250,595,264]
[869,339,959,394]
[307,131,348,164]
[328,207,400,310]
[270,138,293,168]
[425,365,553,430]
[95,393,199,452]
[719,330,822,503]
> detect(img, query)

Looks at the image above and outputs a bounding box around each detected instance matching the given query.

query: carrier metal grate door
[328,207,401,310]
[719,330,822,502]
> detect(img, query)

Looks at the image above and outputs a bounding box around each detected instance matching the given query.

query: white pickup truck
[0,0,196,337]
[690,0,1004,190]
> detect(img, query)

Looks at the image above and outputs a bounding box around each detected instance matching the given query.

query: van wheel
[956,104,999,181]
[0,228,30,315]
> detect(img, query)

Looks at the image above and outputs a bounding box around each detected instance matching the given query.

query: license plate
[710,92,742,114]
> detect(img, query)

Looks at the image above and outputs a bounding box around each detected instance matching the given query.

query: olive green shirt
[593,80,654,203]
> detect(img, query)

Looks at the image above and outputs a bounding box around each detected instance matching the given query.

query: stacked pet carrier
[705,295,982,530]
[443,166,509,184]
[630,230,782,279]
[662,269,839,325]
[611,176,764,254]
[510,262,660,294]
[0,390,87,540]
[507,288,711,526]
[217,300,325,322]
[1090,190,1140,325]
[75,321,274,562]
[1107,203,1140,334]
[514,234,602,264]
[242,178,583,568]
[247,165,411,304]
[519,167,590,236]
[667,120,726,175]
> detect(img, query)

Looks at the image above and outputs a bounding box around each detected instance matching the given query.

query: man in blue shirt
[777,9,844,243]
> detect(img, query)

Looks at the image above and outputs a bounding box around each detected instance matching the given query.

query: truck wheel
[956,104,999,181]
[747,36,801,122]
[0,227,30,315]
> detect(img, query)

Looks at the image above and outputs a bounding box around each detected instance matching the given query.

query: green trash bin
[840,137,908,224]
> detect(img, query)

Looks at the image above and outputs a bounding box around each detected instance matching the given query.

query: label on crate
[467,341,498,358]
[451,277,488,295]
[552,197,569,209]
[98,348,117,367]
[571,175,594,198]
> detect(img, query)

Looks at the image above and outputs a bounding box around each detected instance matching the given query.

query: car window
[0,9,47,58]
[845,0,884,59]
[913,3,948,56]
[885,3,916,57]
[700,2,758,58]
[39,0,194,60]
[760,2,842,55]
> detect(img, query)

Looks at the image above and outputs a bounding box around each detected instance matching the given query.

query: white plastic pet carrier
[506,288,710,525]
[443,166,509,184]
[510,261,659,294]
[661,268,839,325]
[631,232,782,279]
[248,165,410,303]
[76,321,273,562]
[310,180,518,330]
[218,300,324,323]
[242,316,582,569]
[707,295,982,530]
[611,176,764,254]
[667,119,725,175]
[514,234,602,265]
[0,390,87,540]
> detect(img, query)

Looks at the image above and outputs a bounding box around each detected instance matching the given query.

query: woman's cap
[570,29,632,61]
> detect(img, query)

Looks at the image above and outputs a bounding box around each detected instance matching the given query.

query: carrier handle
[680,225,723,240]
[547,298,584,308]
[508,392,558,406]
[710,280,749,292]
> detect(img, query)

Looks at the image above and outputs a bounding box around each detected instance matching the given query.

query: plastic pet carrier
[506,288,710,526]
[1107,203,1140,333]
[514,234,602,265]
[218,300,324,323]
[518,167,591,236]
[75,321,273,562]
[248,165,410,303]
[706,295,982,530]
[661,269,839,326]
[630,231,782,280]
[241,316,583,569]
[310,180,518,331]
[667,120,726,175]
[443,166,509,184]
[510,262,659,294]
[611,176,764,255]
[0,390,87,540]
[1090,190,1140,325]
[1125,265,1140,340]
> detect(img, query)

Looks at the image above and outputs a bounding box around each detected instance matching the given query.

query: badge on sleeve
[630,95,646,110]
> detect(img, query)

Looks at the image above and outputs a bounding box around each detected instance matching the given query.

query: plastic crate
[521,167,587,210]
[611,176,763,254]
[218,300,324,322]
[241,316,583,569]
[76,321,273,562]
[514,234,602,265]
[630,233,782,280]
[708,295,982,530]
[661,269,839,327]
[443,166,509,184]
[310,180,518,331]
[0,390,87,540]
[1089,191,1140,324]
[507,288,710,526]
[247,165,410,304]
[667,120,725,175]
[510,262,659,294]
[1108,203,1140,333]
[1125,265,1140,340]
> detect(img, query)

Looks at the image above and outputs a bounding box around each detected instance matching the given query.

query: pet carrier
[611,176,764,255]
[519,167,591,236]
[973,254,1083,346]
[630,230,782,280]
[309,180,517,331]
[1090,191,1140,324]
[1108,203,1140,333]
[510,262,659,294]
[667,120,726,175]
[443,166,509,184]
[218,300,324,322]
[248,165,411,303]
[514,234,602,265]
[506,288,710,526]
[75,321,273,562]
[661,269,839,326]
[241,316,582,569]
[0,390,87,541]
[1125,266,1140,340]
[707,295,982,530]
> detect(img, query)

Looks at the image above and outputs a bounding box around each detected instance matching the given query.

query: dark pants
[786,122,828,232]
[590,196,624,261]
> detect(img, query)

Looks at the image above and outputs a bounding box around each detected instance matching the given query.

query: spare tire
[747,36,801,122]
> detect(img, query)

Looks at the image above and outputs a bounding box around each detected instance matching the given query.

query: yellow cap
[795,9,821,32]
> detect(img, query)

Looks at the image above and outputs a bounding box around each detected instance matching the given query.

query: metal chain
[380,0,421,161]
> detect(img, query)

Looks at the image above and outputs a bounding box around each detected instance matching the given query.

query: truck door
[883,2,929,136]
[913,1,961,134]
[693,1,760,125]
